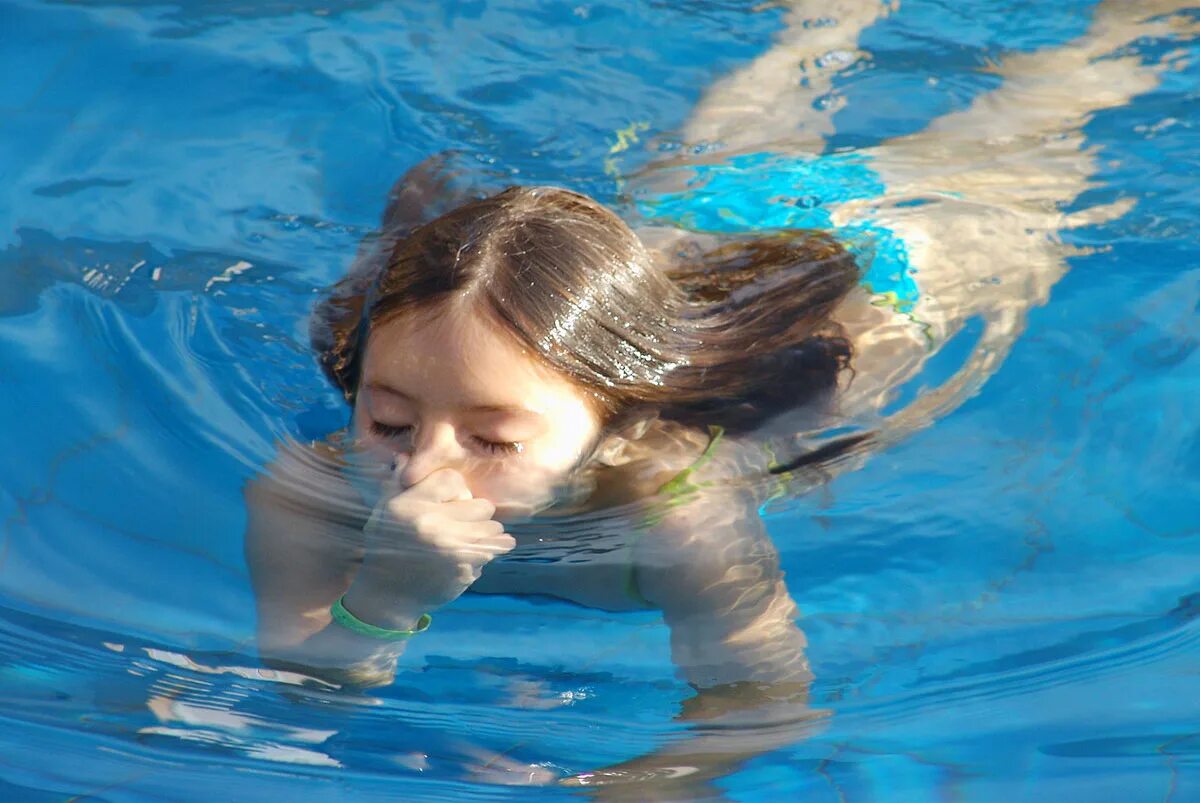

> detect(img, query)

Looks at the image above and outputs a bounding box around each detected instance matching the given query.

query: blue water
[1,1,1198,800]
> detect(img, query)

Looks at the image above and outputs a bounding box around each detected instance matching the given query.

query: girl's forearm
[666,583,813,689]
[263,622,407,688]
[341,561,432,631]
[261,569,429,688]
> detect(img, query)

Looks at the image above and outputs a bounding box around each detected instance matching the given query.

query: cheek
[538,431,596,474]
[462,458,564,501]
[538,401,603,470]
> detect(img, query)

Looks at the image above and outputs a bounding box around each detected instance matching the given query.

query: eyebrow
[364,381,543,417]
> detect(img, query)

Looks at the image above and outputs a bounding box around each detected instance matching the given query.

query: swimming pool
[1,0,1198,799]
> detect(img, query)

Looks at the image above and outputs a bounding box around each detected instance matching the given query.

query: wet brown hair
[312,182,857,436]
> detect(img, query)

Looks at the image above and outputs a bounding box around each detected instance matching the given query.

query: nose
[397,422,464,487]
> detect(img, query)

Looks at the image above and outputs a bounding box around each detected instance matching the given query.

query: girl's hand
[343,465,515,628]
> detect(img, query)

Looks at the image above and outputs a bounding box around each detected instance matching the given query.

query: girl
[247,171,835,689]
[245,0,1195,792]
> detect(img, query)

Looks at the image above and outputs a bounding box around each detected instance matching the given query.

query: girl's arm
[245,442,513,686]
[638,490,812,690]
[243,440,414,685]
[565,488,819,797]
[249,155,516,683]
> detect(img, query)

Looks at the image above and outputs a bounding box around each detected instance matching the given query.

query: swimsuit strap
[655,424,725,498]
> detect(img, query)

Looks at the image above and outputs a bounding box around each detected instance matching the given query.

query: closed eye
[369,422,413,440]
[470,436,523,456]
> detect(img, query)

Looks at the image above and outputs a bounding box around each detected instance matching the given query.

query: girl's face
[349,304,604,520]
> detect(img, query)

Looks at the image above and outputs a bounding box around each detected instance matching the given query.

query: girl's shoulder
[573,419,767,511]
[245,432,369,529]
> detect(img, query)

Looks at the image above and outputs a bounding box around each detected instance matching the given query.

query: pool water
[1,0,1198,800]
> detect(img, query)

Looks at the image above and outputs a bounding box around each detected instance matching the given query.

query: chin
[491,496,555,523]
[492,503,534,523]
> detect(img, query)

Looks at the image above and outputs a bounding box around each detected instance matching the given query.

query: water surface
[1,1,1198,799]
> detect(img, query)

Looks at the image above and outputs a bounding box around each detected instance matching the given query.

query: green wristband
[330,595,432,641]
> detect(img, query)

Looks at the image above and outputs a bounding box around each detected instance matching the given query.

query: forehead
[361,306,580,408]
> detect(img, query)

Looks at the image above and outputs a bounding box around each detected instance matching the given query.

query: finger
[407,467,472,503]
[463,534,516,562]
[455,537,516,565]
[466,519,507,542]
[424,518,506,548]
[478,533,517,554]
[440,498,496,522]
[419,526,512,561]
